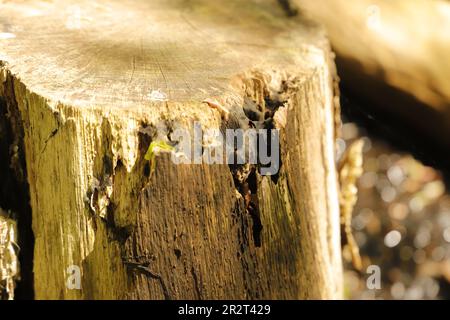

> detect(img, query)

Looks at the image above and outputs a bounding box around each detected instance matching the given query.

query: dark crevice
[277,0,299,17]
[190,266,202,300]
[105,202,132,245]
[138,124,153,178]
[0,75,35,300]
[226,75,289,248]
[174,248,181,259]
[246,169,262,247]
[123,260,171,300]
[264,96,286,113]
[143,162,151,178]
[233,167,262,247]
[39,127,58,155]
[102,154,114,176]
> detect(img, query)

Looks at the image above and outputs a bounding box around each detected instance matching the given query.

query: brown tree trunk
[0,0,342,299]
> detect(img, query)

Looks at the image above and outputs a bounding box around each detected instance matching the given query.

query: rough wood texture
[0,0,342,299]
[299,0,450,151]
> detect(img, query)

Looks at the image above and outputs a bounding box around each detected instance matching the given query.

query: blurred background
[296,0,450,300]
[340,99,450,300]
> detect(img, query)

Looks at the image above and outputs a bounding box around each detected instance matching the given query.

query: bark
[0,0,342,299]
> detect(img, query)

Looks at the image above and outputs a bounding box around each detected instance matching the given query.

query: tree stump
[0,0,342,299]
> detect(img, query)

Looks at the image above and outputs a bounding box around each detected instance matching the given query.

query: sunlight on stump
[0,0,342,299]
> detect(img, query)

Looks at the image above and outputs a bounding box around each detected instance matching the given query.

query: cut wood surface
[298,0,450,151]
[0,0,342,299]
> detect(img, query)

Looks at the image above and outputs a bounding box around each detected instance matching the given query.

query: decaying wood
[0,0,342,299]
[0,208,19,300]
[298,0,450,151]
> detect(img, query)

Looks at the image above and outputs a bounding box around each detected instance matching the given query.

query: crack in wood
[123,260,171,300]
[190,266,202,299]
